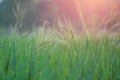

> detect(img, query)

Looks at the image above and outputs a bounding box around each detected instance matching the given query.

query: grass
[0,1,120,80]
[0,27,120,80]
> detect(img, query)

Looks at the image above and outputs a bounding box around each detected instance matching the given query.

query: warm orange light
[79,0,117,15]
[84,0,107,4]
[82,0,108,8]
[57,0,118,19]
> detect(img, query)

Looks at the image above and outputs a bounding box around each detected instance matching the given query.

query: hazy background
[0,0,120,33]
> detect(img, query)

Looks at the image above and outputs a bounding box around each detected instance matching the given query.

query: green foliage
[0,29,120,80]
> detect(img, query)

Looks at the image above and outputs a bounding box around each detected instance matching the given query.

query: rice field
[0,27,120,80]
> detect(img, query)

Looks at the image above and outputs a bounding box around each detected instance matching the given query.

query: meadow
[0,25,120,80]
[0,0,120,80]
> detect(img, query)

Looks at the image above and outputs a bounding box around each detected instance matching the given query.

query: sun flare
[85,0,107,4]
[81,0,109,8]
[77,0,117,15]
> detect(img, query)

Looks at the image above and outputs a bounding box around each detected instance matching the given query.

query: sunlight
[78,0,117,16]
[84,0,107,5]
[81,0,110,9]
